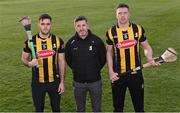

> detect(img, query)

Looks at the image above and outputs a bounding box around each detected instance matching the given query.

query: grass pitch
[0,0,180,112]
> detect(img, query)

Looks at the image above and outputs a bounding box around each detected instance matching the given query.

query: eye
[82,24,86,27]
[76,25,80,27]
[46,23,51,25]
[41,23,51,25]
[124,12,128,14]
[118,12,123,15]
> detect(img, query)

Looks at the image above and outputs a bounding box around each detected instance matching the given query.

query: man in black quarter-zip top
[65,16,106,112]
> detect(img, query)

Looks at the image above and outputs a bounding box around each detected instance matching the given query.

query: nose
[120,13,125,17]
[79,26,84,31]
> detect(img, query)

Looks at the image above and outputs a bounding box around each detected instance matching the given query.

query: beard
[78,30,88,38]
[119,18,129,24]
[41,29,50,35]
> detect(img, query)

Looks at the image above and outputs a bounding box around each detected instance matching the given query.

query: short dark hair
[116,3,129,10]
[39,13,52,21]
[74,16,87,23]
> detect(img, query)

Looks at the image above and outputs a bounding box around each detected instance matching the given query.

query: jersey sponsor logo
[37,50,55,59]
[116,40,137,49]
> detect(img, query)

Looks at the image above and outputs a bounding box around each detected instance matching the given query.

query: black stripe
[42,41,49,82]
[51,34,57,80]
[122,31,131,72]
[132,24,141,67]
[167,48,177,56]
[32,35,37,56]
[111,26,121,73]
[32,35,39,81]
[43,59,49,82]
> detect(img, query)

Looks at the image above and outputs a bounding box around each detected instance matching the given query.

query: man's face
[116,7,129,24]
[38,19,51,35]
[74,20,89,38]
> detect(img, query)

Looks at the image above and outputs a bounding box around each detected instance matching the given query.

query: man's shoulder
[88,33,104,45]
[69,35,76,41]
[107,24,117,32]
[109,24,116,29]
[131,22,142,28]
[91,34,102,41]
[51,34,56,37]
[51,34,65,42]
[66,35,76,45]
[32,34,38,39]
[51,34,59,39]
[28,34,38,41]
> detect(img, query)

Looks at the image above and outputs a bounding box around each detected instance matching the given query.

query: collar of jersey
[37,33,51,40]
[116,22,132,31]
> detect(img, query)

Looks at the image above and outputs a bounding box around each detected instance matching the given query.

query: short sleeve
[58,38,65,53]
[106,31,113,45]
[139,27,147,42]
[23,40,31,53]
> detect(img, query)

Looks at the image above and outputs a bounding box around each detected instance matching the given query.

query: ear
[128,11,130,18]
[115,11,118,20]
[87,23,89,29]
[37,21,40,27]
[74,23,77,31]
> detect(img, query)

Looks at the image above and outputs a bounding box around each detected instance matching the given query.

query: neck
[118,22,130,30]
[39,32,50,39]
[80,35,87,39]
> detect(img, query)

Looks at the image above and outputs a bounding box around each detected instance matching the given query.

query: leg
[128,73,144,112]
[88,80,102,112]
[112,76,127,112]
[31,80,46,112]
[73,81,88,112]
[47,81,60,112]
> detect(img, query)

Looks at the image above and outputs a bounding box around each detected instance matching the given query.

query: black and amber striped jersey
[23,34,64,83]
[106,23,146,74]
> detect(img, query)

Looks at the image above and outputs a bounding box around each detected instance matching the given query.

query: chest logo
[37,50,55,59]
[116,40,137,49]
[53,43,56,48]
[135,32,138,38]
[89,46,92,51]
[73,47,78,50]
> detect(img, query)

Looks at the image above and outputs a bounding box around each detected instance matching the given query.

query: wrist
[147,58,153,62]
[108,70,114,74]
[27,62,32,67]
[60,79,64,83]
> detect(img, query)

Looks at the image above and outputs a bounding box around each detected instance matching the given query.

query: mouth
[121,17,125,20]
[79,30,86,34]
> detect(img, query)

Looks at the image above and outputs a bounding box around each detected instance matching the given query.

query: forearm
[59,62,65,82]
[143,45,161,67]
[106,47,114,75]
[144,46,153,61]
[58,54,66,83]
[21,52,31,67]
[141,40,154,61]
[22,58,30,67]
[106,46,119,82]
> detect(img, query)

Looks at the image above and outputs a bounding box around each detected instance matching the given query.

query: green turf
[0,0,180,112]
